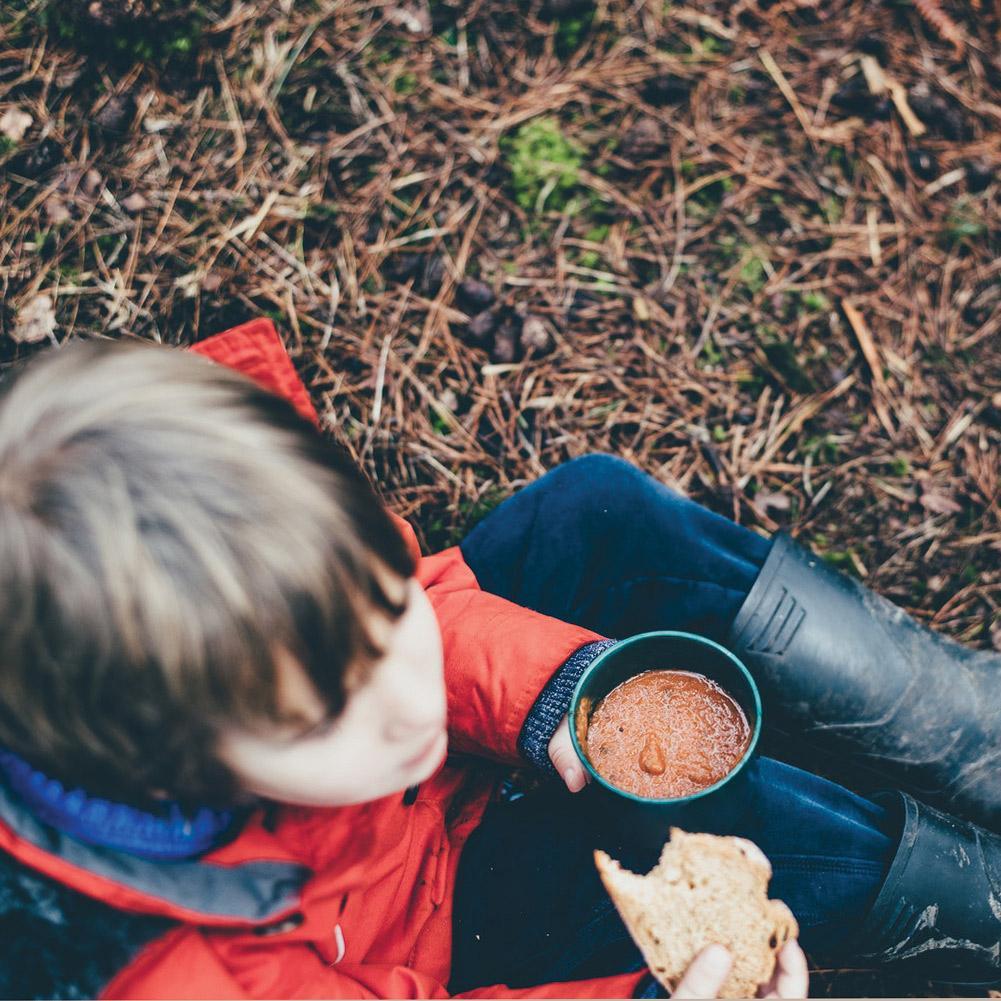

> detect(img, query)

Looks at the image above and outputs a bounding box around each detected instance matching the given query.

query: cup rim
[568,629,762,806]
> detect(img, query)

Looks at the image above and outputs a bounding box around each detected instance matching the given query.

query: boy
[0,320,994,998]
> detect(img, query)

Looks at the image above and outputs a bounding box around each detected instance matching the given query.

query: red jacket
[0,320,650,999]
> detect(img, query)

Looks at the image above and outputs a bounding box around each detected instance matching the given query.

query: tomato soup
[580,669,751,799]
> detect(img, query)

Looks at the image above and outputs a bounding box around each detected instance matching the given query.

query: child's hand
[548,714,590,792]
[672,941,809,998]
[755,941,809,998]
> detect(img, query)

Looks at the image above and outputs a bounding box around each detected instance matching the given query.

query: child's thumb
[548,716,586,792]
[673,945,732,998]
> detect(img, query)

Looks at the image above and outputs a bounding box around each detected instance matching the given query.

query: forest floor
[1,0,1000,993]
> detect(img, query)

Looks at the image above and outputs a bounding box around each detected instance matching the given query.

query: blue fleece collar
[0,748,235,860]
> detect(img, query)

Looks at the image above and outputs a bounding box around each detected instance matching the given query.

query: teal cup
[569,630,762,857]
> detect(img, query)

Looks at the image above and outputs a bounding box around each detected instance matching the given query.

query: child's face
[217,576,448,807]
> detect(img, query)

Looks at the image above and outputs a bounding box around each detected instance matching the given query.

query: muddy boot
[729,533,1001,830]
[851,791,1001,986]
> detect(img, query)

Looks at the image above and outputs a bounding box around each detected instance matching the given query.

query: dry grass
[1,0,1000,992]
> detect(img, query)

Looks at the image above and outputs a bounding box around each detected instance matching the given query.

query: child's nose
[384,713,445,743]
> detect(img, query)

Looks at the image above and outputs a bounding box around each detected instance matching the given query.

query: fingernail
[566,767,582,790]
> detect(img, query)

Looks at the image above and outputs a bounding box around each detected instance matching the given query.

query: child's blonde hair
[0,339,414,807]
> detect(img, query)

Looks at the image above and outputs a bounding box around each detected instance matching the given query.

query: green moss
[889,457,910,476]
[96,233,121,254]
[760,333,814,394]
[821,196,843,225]
[555,9,594,56]
[799,291,831,313]
[458,487,509,530]
[700,339,724,367]
[502,116,584,212]
[820,549,862,578]
[739,255,767,294]
[41,1,207,66]
[393,72,417,95]
[305,198,339,222]
[31,229,57,257]
[803,433,839,463]
[692,35,729,57]
[943,197,987,244]
[687,176,734,221]
[429,406,450,435]
[588,401,623,419]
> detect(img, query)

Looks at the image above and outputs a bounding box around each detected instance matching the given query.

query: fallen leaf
[143,116,176,134]
[82,168,103,197]
[385,4,431,34]
[121,192,148,212]
[520,314,555,354]
[491,320,520,364]
[0,107,33,142]
[919,488,962,516]
[12,293,57,345]
[55,68,82,89]
[465,309,498,345]
[456,278,495,310]
[44,194,71,225]
[618,116,667,160]
[53,165,84,194]
[756,491,792,512]
[95,93,135,134]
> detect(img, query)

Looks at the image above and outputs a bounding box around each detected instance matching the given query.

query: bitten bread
[594,829,798,997]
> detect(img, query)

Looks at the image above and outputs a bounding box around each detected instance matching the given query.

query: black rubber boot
[852,791,1001,985]
[729,533,1001,830]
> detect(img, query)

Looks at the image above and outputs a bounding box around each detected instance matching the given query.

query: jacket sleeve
[414,541,607,764]
[101,928,657,999]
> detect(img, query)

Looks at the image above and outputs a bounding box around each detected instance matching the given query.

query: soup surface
[582,669,751,799]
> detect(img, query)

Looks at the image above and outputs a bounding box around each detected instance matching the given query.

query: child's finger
[672,944,732,998]
[548,715,586,792]
[771,941,809,998]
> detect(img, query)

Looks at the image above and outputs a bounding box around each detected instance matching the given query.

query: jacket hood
[0,778,310,927]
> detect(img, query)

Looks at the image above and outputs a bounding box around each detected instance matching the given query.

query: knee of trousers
[545,453,685,523]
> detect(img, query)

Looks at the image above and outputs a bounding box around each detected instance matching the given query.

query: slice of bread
[594,829,798,997]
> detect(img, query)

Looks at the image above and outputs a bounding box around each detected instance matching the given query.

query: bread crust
[594,829,798,997]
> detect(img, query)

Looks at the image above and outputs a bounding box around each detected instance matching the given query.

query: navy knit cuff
[517,639,617,775]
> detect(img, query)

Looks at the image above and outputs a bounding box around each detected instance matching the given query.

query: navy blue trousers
[449,455,898,991]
